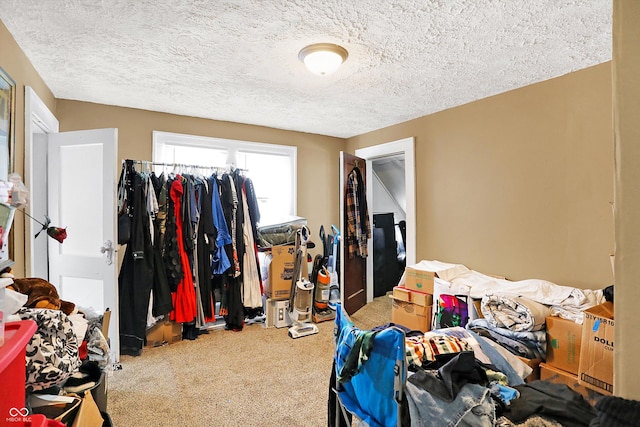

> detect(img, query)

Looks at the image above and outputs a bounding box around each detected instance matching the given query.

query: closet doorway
[355,137,416,304]
[25,87,120,361]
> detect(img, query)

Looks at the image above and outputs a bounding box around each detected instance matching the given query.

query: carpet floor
[107,295,391,427]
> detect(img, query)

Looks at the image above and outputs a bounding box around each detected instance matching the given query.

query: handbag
[117,161,131,245]
[118,208,131,245]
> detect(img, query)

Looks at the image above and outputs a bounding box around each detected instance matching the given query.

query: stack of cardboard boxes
[541,302,613,404]
[264,245,305,328]
[390,265,435,331]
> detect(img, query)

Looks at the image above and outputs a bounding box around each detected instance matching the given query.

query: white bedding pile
[402,260,604,324]
[481,294,550,332]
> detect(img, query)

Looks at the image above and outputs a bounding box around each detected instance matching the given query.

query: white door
[47,128,119,361]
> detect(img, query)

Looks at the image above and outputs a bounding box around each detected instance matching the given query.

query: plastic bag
[432,278,475,330]
[8,173,29,208]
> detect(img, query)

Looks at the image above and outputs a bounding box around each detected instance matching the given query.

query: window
[152,131,296,225]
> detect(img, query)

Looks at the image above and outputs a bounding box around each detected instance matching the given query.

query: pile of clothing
[2,274,110,393]
[332,307,603,427]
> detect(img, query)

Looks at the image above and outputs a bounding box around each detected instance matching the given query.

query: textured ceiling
[0,0,612,138]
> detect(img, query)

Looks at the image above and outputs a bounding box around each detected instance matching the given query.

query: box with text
[578,302,614,395]
[404,266,435,294]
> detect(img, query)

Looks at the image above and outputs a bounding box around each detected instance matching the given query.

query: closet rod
[124,159,247,172]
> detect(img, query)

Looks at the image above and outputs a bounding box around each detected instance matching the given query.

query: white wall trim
[24,86,59,276]
[356,137,416,302]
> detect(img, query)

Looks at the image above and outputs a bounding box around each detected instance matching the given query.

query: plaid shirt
[346,168,371,258]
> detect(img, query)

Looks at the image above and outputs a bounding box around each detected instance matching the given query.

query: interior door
[340,152,368,315]
[48,128,119,361]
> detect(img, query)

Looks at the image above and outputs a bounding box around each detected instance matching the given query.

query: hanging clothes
[345,166,371,258]
[243,177,261,241]
[241,176,264,314]
[169,176,197,324]
[196,178,217,320]
[209,175,232,275]
[240,180,262,309]
[149,172,172,317]
[219,172,245,330]
[163,176,183,292]
[233,171,246,276]
[222,173,241,277]
[118,159,267,341]
[118,171,154,356]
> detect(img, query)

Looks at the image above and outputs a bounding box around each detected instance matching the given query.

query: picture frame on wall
[0,202,16,264]
[0,67,15,264]
[0,66,15,183]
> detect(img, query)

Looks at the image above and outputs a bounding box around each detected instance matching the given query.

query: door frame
[355,137,416,303]
[24,86,59,277]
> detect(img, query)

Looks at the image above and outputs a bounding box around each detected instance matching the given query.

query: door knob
[100,240,114,265]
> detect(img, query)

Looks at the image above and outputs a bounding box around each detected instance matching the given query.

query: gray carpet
[107,296,391,427]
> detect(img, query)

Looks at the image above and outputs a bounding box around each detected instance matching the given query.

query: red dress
[169,176,197,323]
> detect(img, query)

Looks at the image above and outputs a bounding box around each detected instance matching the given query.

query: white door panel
[48,128,119,361]
[32,132,49,279]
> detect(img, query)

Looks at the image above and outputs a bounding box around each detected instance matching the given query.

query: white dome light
[299,43,348,76]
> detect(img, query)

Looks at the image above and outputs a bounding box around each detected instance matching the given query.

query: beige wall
[348,63,614,289]
[613,0,640,400]
[1,20,56,276]
[56,100,344,260]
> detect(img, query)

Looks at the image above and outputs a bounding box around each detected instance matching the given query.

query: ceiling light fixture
[298,43,348,76]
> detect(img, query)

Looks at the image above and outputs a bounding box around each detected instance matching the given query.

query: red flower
[47,227,67,243]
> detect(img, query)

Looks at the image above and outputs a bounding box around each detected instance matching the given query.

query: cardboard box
[390,296,432,332]
[266,245,297,300]
[540,362,604,406]
[517,356,542,383]
[546,316,582,375]
[392,286,411,302]
[393,286,433,307]
[578,302,614,395]
[409,289,433,307]
[145,320,182,348]
[404,266,435,294]
[472,299,484,319]
[101,309,111,341]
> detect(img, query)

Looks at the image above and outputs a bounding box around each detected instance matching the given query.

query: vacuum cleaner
[287,226,319,339]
